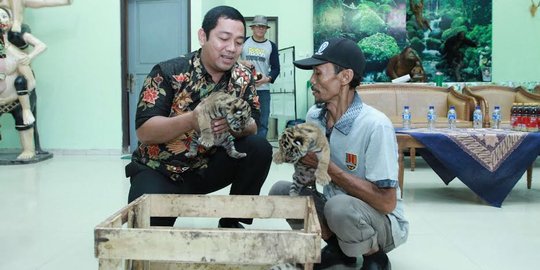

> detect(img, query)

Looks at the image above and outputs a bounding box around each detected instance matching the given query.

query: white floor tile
[0,155,539,270]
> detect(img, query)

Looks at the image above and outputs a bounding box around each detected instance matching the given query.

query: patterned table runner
[397,128,540,207]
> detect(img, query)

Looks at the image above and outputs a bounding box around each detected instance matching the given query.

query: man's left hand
[211,117,229,134]
[300,152,319,168]
[255,75,270,87]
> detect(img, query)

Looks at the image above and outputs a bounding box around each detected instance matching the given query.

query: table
[395,128,540,207]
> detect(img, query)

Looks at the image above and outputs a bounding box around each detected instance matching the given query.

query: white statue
[0,6,46,160]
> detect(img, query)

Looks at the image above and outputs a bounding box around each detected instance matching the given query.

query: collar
[192,49,233,87]
[329,92,364,135]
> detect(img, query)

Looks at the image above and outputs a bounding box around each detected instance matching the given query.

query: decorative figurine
[410,0,431,31]
[531,0,539,17]
[0,6,46,161]
[441,31,477,82]
[386,47,426,82]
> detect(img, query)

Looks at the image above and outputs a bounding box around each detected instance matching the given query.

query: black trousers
[127,134,272,226]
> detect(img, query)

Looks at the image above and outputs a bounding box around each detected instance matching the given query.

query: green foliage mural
[407,0,493,82]
[314,0,407,82]
[313,0,493,82]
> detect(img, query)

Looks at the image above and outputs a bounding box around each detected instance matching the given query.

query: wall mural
[313,0,493,83]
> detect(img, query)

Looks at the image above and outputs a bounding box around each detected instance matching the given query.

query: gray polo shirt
[306,92,408,248]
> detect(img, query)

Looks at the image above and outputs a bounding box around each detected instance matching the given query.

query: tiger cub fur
[273,122,331,195]
[185,91,251,159]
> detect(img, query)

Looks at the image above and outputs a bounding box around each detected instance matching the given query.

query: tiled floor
[1,153,539,270]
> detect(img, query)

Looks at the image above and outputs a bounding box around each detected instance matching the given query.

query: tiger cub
[273,122,331,196]
[185,91,251,159]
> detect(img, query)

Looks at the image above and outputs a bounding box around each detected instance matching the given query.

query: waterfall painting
[407,0,492,82]
[313,0,492,83]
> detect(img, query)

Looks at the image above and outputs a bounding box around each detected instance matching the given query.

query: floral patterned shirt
[132,49,260,181]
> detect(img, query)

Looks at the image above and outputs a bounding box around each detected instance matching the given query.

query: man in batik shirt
[125,6,272,229]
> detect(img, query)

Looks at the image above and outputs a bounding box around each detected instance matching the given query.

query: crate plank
[95,195,320,270]
[95,227,318,263]
[148,195,309,219]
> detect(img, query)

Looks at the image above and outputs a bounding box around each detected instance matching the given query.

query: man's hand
[255,75,270,87]
[300,152,319,168]
[210,117,229,135]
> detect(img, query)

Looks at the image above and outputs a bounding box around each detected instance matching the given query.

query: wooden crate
[94,194,321,270]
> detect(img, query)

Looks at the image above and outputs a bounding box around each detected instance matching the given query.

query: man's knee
[268,181,291,196]
[324,195,353,224]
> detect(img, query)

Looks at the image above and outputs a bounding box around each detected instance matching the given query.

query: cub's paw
[199,137,214,148]
[315,170,331,185]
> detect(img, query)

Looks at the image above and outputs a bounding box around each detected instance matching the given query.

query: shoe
[360,250,391,270]
[313,241,357,270]
[218,218,245,229]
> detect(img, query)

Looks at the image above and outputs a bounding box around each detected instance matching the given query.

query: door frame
[120,0,192,153]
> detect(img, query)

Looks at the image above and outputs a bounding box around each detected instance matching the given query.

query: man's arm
[136,112,198,145]
[328,162,397,214]
[302,153,397,214]
[135,64,198,145]
[267,42,280,83]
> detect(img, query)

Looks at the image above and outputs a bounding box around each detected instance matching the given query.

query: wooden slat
[99,259,123,270]
[148,195,308,219]
[149,262,272,270]
[95,227,319,264]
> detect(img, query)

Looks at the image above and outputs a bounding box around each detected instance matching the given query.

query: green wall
[0,0,537,151]
[0,0,122,151]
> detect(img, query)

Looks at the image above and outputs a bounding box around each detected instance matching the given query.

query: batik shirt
[132,49,260,181]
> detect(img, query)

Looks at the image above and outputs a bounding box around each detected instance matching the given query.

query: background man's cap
[250,15,270,28]
[293,37,366,79]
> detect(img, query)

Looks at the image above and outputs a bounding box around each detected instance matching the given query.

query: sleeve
[247,77,261,128]
[365,122,399,188]
[268,42,280,83]
[135,64,175,129]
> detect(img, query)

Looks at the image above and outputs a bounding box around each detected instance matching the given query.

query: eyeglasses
[251,25,268,29]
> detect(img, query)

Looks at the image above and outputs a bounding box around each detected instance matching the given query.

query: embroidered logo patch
[345,152,358,171]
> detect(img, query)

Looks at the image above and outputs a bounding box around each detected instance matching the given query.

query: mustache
[311,86,319,92]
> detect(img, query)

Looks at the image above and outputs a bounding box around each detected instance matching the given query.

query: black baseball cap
[294,37,366,79]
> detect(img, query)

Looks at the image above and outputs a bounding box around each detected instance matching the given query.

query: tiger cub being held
[185,91,251,159]
[273,122,331,195]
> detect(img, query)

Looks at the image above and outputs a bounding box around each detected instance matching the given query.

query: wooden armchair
[463,85,540,128]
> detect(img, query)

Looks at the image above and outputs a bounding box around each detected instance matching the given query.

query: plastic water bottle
[473,106,483,129]
[402,106,411,129]
[427,105,436,130]
[491,105,501,129]
[447,105,457,130]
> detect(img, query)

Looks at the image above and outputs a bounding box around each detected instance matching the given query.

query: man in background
[241,15,280,139]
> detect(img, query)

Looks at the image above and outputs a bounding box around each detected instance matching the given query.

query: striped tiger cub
[186,91,251,159]
[273,122,331,195]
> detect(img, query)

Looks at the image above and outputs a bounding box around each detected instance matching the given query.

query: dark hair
[333,64,361,88]
[202,6,245,39]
